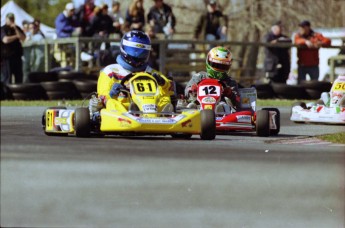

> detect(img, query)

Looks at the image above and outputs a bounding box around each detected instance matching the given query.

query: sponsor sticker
[236,115,251,123]
[142,104,157,113]
[201,97,217,104]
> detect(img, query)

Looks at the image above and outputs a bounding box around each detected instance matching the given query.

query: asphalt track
[1,106,344,228]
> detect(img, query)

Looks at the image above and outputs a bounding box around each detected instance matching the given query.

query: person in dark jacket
[263,20,292,83]
[1,13,26,84]
[147,0,176,39]
[194,0,227,41]
[89,4,114,38]
[75,0,95,37]
[124,0,146,32]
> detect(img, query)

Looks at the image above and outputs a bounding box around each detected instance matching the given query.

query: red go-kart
[179,78,280,137]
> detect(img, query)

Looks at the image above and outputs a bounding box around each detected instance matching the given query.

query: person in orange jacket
[294,20,331,83]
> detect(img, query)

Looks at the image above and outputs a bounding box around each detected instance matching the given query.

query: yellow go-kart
[42,72,216,140]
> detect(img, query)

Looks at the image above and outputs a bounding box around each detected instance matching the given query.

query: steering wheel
[120,73,135,87]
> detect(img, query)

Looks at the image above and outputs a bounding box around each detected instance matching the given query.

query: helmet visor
[122,46,150,67]
[208,60,231,72]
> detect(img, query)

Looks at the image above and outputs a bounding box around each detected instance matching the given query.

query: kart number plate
[198,85,221,96]
[133,79,157,94]
[333,82,345,92]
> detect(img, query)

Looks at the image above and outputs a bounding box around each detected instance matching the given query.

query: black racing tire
[305,89,322,100]
[256,110,270,137]
[171,134,193,139]
[271,83,308,99]
[174,82,185,96]
[74,108,90,137]
[255,84,276,99]
[42,107,68,136]
[28,72,58,83]
[41,81,77,91]
[73,80,97,93]
[58,71,87,81]
[7,83,47,100]
[262,108,280,136]
[301,81,332,91]
[200,109,216,140]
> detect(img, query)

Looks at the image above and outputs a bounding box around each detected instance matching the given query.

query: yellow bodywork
[100,109,201,134]
[44,109,75,134]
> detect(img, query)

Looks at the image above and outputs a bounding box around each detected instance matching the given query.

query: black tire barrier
[271,83,309,99]
[41,81,81,100]
[255,84,276,99]
[73,80,97,93]
[28,72,58,83]
[301,81,332,91]
[58,71,88,81]
[305,89,323,100]
[6,83,48,100]
[174,82,185,96]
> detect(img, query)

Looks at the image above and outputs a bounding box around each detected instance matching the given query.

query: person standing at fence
[109,1,124,38]
[124,0,145,32]
[147,0,176,39]
[76,0,95,37]
[55,3,82,38]
[263,21,292,83]
[294,20,331,83]
[90,4,114,38]
[193,0,228,42]
[1,13,26,84]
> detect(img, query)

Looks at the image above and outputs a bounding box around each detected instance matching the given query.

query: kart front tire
[200,109,216,140]
[262,108,280,135]
[256,110,270,137]
[74,108,90,137]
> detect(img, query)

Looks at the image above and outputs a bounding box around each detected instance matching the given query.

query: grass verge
[317,132,345,144]
[1,99,312,107]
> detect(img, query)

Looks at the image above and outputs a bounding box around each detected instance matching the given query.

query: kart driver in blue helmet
[90,30,174,114]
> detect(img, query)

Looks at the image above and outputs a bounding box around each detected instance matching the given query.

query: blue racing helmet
[120,30,151,68]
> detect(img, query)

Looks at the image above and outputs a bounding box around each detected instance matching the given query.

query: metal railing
[23,38,344,83]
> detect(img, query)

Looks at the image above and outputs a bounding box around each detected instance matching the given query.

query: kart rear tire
[74,108,90,137]
[200,109,216,140]
[262,108,280,135]
[171,134,193,139]
[42,107,68,136]
[256,110,270,137]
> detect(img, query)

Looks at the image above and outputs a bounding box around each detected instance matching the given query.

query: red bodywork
[197,78,256,132]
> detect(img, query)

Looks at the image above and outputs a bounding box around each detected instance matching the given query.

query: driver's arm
[97,71,118,100]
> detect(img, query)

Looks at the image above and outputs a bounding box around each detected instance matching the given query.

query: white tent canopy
[1,0,56,38]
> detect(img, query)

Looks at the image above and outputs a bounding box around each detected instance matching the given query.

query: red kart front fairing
[216,110,254,131]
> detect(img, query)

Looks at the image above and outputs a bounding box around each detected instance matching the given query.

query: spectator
[1,13,26,84]
[146,25,159,69]
[147,0,176,39]
[90,4,114,38]
[25,22,45,76]
[263,21,292,83]
[75,0,95,37]
[124,0,145,32]
[22,20,30,37]
[194,0,228,41]
[33,19,45,38]
[294,20,331,83]
[55,3,82,38]
[109,0,124,38]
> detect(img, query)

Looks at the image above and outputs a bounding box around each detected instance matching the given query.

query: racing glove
[152,72,165,86]
[109,83,124,98]
[189,84,198,93]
